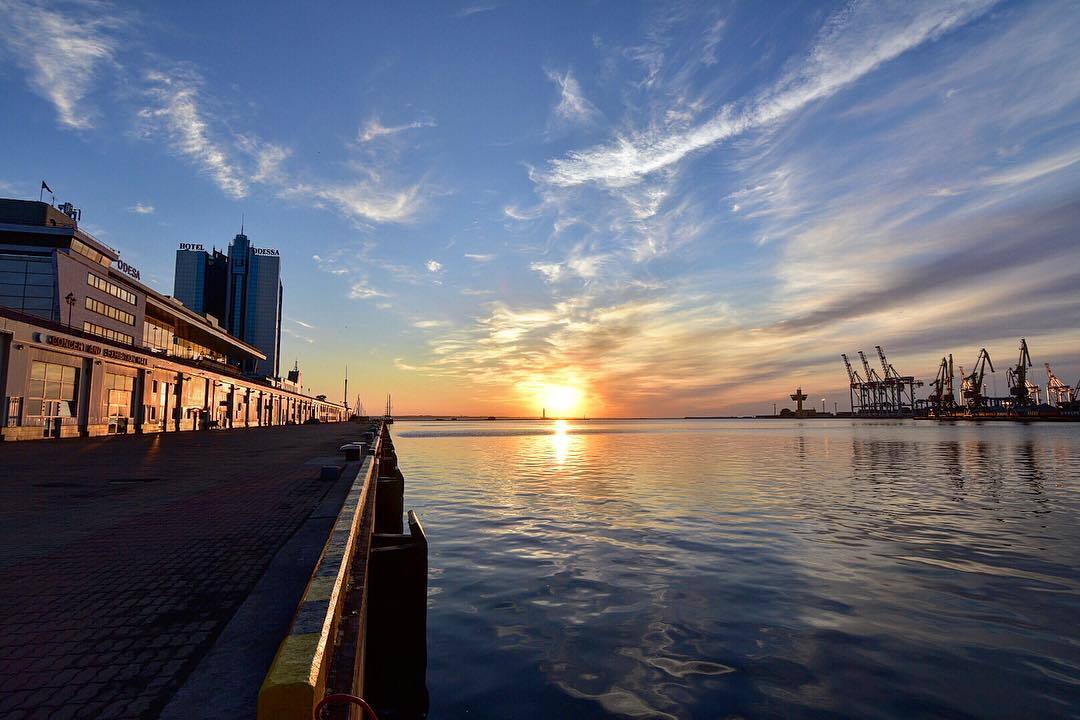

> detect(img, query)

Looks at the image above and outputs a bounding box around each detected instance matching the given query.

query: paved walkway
[0,424,361,719]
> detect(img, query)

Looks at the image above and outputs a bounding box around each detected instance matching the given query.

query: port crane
[1005,338,1034,407]
[1045,363,1075,407]
[960,348,994,408]
[858,350,885,411]
[876,345,923,414]
[927,354,958,415]
[841,353,867,413]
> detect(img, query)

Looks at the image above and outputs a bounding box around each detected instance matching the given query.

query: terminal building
[0,198,345,441]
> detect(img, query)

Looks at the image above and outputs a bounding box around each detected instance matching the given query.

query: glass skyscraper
[225,232,282,379]
[173,246,227,320]
[172,233,282,379]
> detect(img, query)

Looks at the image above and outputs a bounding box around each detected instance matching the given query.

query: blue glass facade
[225,233,282,379]
[173,250,207,314]
[172,234,282,378]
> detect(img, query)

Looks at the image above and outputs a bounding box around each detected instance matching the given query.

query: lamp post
[64,292,76,327]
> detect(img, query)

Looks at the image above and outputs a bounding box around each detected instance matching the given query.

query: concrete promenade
[0,424,363,719]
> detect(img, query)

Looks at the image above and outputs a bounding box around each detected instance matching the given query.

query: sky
[1,0,1079,417]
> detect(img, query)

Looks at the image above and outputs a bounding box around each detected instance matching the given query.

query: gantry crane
[875,345,923,414]
[858,350,885,412]
[841,353,867,413]
[961,348,994,408]
[1045,363,1075,407]
[1006,338,1034,407]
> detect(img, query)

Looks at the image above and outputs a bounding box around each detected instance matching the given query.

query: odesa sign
[252,247,279,256]
[115,259,141,280]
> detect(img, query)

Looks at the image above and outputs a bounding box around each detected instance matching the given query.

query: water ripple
[398,419,1080,719]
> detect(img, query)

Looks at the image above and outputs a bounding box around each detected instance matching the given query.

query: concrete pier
[0,423,367,719]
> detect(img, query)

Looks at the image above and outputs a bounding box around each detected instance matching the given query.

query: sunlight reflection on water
[395,419,1080,719]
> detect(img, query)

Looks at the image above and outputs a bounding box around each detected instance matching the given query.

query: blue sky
[1,0,1078,415]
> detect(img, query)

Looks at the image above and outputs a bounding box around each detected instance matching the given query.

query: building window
[83,321,134,346]
[0,253,58,321]
[87,273,137,306]
[104,372,135,434]
[28,361,79,438]
[85,295,135,326]
[70,239,111,267]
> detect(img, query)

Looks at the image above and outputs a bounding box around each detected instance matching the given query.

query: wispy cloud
[0,0,122,129]
[540,1,997,187]
[425,259,443,273]
[238,135,292,184]
[414,319,450,329]
[283,178,423,224]
[455,4,497,18]
[464,253,494,262]
[127,202,154,214]
[546,68,601,128]
[348,278,386,300]
[140,70,249,198]
[503,204,543,221]
[359,116,436,142]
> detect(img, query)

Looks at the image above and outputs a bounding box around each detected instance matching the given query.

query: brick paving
[0,424,361,719]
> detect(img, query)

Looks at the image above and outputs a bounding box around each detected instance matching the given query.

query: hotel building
[174,231,282,379]
[0,198,345,441]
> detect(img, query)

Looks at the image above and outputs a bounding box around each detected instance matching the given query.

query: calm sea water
[394,419,1080,719]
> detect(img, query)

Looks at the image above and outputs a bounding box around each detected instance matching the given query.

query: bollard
[365,510,429,719]
[320,465,343,482]
[375,476,404,535]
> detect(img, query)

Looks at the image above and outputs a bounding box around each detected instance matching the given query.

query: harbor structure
[0,197,344,440]
[840,337,1078,419]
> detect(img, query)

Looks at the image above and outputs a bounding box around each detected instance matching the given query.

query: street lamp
[64,292,76,327]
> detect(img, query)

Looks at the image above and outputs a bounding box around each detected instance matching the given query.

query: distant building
[779,386,818,417]
[173,230,283,379]
[225,232,282,379]
[173,244,228,320]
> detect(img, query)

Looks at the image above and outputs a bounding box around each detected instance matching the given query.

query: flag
[41,180,53,194]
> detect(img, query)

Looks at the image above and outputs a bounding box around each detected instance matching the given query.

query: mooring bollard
[365,510,429,718]
[338,442,364,461]
[320,465,342,482]
[375,475,405,534]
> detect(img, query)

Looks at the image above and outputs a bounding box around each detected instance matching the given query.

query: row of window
[85,296,135,326]
[70,239,111,268]
[88,273,137,306]
[142,316,225,362]
[83,321,135,346]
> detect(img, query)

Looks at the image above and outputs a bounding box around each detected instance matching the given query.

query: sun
[538,383,583,418]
